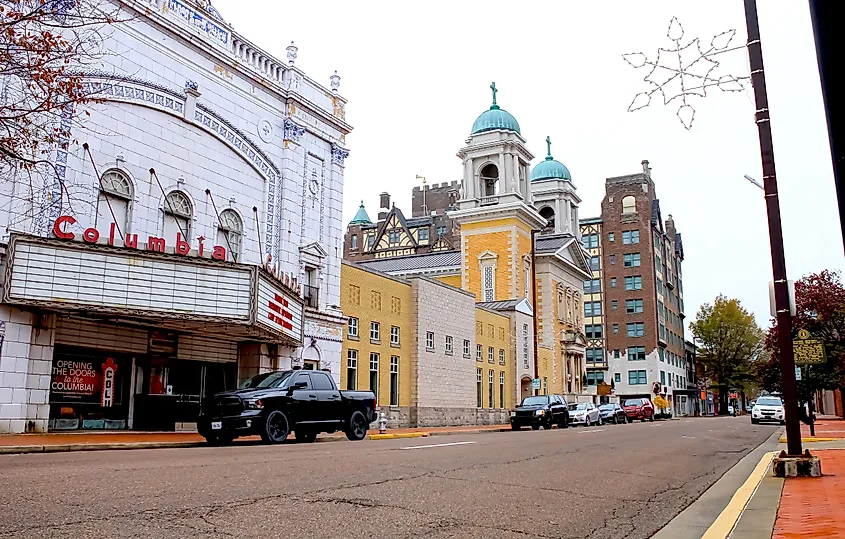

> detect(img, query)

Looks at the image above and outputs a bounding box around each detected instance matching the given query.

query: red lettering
[212,245,226,260]
[197,236,205,257]
[268,301,281,314]
[108,223,116,246]
[147,236,166,252]
[52,215,76,239]
[175,233,190,255]
[273,293,288,307]
[82,228,100,243]
[267,313,293,331]
[124,234,138,249]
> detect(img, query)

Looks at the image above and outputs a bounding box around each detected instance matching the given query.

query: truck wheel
[261,411,290,444]
[346,411,368,441]
[561,416,568,429]
[295,430,317,443]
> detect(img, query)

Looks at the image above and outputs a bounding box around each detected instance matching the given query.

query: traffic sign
[531,378,541,390]
[795,366,802,381]
[793,329,826,366]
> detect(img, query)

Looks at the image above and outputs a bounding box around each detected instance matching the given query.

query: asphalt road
[0,416,777,539]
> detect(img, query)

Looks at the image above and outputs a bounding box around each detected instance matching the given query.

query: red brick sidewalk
[0,424,509,448]
[773,449,845,539]
[800,419,845,439]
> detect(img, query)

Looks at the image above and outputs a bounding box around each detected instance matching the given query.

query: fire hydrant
[378,412,388,434]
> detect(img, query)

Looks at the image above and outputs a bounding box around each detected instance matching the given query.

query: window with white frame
[369,353,379,401]
[390,326,400,346]
[476,369,483,408]
[463,339,471,358]
[216,209,243,261]
[476,344,483,361]
[390,356,399,406]
[499,371,505,409]
[163,190,192,241]
[499,349,505,365]
[348,317,359,338]
[426,331,434,351]
[488,370,494,409]
[96,169,133,237]
[346,349,358,390]
[445,335,453,355]
[621,196,636,214]
[482,265,495,301]
[370,321,380,342]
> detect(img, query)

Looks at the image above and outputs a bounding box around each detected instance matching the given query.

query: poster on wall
[50,356,122,406]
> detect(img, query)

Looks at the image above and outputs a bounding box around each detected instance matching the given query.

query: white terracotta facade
[0,0,351,432]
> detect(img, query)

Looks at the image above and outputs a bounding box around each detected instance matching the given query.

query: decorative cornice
[283,117,306,143]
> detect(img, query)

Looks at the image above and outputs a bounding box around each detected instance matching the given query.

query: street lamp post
[743,0,803,456]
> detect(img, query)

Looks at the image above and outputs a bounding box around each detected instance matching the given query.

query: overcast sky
[215,0,844,332]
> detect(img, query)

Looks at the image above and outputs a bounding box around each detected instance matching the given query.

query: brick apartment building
[580,160,693,415]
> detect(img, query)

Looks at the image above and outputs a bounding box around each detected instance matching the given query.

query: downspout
[531,229,540,396]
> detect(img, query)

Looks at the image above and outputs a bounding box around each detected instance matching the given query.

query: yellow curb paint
[778,437,843,443]
[368,432,429,440]
[701,451,776,539]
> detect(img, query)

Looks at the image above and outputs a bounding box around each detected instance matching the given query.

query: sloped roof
[477,298,534,316]
[535,234,573,254]
[356,251,460,274]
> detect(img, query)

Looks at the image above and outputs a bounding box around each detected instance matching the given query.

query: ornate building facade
[0,0,351,432]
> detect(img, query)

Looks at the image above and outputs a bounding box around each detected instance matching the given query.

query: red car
[623,398,655,422]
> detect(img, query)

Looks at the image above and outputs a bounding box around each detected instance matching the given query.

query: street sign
[795,366,802,381]
[793,329,827,366]
[531,378,541,390]
[769,280,796,317]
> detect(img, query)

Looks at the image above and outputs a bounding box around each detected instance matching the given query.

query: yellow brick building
[474,306,514,410]
[340,262,412,410]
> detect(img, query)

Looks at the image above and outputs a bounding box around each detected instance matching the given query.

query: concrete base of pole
[772,450,823,477]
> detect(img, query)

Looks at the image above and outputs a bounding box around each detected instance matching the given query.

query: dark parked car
[198,370,376,445]
[623,398,655,422]
[599,403,627,424]
[510,395,569,430]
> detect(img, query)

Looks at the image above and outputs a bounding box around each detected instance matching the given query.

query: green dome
[531,136,571,181]
[349,201,372,225]
[471,106,521,135]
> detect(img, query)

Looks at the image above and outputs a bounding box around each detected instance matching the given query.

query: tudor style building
[0,0,351,433]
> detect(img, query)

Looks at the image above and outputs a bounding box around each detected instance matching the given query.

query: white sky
[215,0,844,332]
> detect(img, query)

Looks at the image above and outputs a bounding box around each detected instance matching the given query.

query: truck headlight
[244,399,264,410]
[535,409,545,416]
[510,411,516,417]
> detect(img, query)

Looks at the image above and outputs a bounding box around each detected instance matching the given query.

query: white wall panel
[55,318,148,354]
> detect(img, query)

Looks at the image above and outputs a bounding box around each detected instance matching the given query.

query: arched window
[622,196,636,214]
[163,190,192,240]
[480,163,499,197]
[217,209,243,262]
[539,206,555,233]
[96,169,132,236]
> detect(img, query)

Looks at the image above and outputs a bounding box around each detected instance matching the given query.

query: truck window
[310,372,335,390]
[292,372,312,389]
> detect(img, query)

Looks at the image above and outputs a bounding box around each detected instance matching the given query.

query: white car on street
[568,402,601,426]
[751,396,785,425]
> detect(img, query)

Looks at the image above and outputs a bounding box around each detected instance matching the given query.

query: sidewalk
[0,424,510,454]
[772,448,845,539]
[777,419,845,443]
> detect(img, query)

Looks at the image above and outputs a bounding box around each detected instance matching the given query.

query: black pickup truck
[198,370,376,445]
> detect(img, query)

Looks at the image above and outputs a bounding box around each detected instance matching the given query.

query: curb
[367,432,429,440]
[779,437,843,443]
[701,451,776,539]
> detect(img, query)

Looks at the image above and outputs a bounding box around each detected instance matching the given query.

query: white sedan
[568,402,601,426]
[751,396,785,424]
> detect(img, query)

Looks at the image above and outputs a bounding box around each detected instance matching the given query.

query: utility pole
[743,0,802,456]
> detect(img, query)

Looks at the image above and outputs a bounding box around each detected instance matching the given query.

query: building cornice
[448,201,546,230]
[119,0,352,136]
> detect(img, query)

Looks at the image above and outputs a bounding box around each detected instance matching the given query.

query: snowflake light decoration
[623,17,749,129]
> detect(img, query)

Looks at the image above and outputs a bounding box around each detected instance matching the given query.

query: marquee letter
[147,236,166,252]
[175,233,190,255]
[124,234,138,249]
[197,236,205,257]
[82,228,100,243]
[52,215,76,239]
[108,223,116,246]
[212,245,226,260]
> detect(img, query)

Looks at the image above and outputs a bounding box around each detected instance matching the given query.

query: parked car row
[509,396,658,430]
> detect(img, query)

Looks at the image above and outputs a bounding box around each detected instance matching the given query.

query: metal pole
[743,0,802,456]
